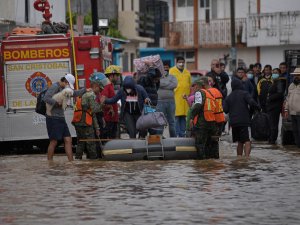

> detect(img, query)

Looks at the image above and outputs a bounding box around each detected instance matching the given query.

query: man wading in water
[44,74,90,161]
[189,76,218,159]
[223,79,260,157]
[72,72,110,160]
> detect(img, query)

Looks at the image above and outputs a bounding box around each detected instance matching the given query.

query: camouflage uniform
[190,90,218,159]
[73,91,102,159]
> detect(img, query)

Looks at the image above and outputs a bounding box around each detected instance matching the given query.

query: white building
[0,0,66,27]
[117,0,154,72]
[161,0,300,72]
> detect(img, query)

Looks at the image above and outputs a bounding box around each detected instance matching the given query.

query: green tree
[66,11,77,25]
[107,18,126,39]
[84,12,92,25]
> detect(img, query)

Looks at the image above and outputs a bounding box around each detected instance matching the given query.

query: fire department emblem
[25,72,52,97]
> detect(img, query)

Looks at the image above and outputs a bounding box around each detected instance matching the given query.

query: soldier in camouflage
[72,72,110,159]
[189,77,219,159]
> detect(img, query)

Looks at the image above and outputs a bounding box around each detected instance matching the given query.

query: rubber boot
[196,144,206,159]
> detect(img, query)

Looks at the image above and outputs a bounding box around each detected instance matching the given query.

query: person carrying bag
[136,103,167,132]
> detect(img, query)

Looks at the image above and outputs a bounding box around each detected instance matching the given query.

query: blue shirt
[282,72,293,86]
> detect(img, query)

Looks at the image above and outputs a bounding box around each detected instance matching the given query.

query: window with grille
[178,0,194,7]
[200,0,210,8]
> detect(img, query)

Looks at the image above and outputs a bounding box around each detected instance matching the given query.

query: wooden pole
[172,0,176,22]
[79,138,146,142]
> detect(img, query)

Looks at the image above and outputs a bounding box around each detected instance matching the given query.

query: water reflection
[0,141,299,225]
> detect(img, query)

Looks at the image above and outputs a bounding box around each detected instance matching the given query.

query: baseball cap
[64,73,75,90]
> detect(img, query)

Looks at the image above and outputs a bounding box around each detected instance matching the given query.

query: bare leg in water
[64,136,73,161]
[244,141,251,157]
[47,139,57,160]
[236,141,251,157]
[47,137,73,161]
[237,142,244,156]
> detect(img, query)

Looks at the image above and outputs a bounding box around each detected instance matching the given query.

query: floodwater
[0,140,300,225]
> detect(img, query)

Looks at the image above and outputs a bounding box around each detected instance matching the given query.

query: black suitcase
[251,112,270,141]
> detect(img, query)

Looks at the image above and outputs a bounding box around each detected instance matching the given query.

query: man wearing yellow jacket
[169,56,192,137]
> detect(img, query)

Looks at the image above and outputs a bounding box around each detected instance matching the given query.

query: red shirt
[100,83,119,122]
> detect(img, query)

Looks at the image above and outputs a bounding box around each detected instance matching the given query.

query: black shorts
[46,116,71,141]
[232,126,250,143]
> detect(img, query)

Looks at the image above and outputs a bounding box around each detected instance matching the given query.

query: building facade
[0,0,66,38]
[68,0,118,24]
[160,0,300,72]
[0,0,65,26]
[117,0,155,72]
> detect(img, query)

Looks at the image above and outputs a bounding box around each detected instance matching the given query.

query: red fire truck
[0,1,113,150]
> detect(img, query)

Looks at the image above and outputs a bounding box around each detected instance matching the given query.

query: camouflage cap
[193,79,203,87]
[193,76,209,87]
[89,72,110,88]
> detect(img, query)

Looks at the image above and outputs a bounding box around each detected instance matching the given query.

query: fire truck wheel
[36,140,49,153]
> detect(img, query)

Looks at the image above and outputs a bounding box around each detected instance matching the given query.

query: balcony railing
[247,11,300,46]
[162,18,247,49]
[0,19,16,38]
[199,19,246,47]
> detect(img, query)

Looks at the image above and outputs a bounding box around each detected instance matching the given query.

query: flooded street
[0,140,300,225]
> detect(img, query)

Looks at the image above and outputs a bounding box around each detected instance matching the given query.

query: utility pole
[91,0,98,34]
[248,0,251,14]
[193,0,199,69]
[230,0,236,73]
[25,0,29,23]
[256,0,261,63]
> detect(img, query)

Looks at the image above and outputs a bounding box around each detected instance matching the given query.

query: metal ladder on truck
[145,135,164,160]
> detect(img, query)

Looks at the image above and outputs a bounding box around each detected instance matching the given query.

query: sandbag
[251,112,270,141]
[133,55,164,77]
[136,111,167,131]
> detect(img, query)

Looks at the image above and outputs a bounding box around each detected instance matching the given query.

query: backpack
[251,112,270,141]
[35,89,48,116]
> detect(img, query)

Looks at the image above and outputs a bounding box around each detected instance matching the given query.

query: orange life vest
[193,89,216,125]
[72,97,93,126]
[208,88,225,123]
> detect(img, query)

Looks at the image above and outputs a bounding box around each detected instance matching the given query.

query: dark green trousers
[193,125,219,159]
[75,126,97,159]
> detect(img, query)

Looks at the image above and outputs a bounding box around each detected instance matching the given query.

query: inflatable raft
[102,136,199,161]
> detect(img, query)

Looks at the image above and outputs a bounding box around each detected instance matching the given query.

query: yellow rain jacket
[169,66,192,116]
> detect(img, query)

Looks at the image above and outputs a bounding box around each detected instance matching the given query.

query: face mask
[164,70,169,76]
[177,63,184,69]
[272,74,279,79]
[265,74,271,79]
[293,78,300,85]
[126,89,132,93]
[208,80,213,87]
[247,73,254,79]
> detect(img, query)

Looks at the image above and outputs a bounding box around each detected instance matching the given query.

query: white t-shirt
[194,91,203,105]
